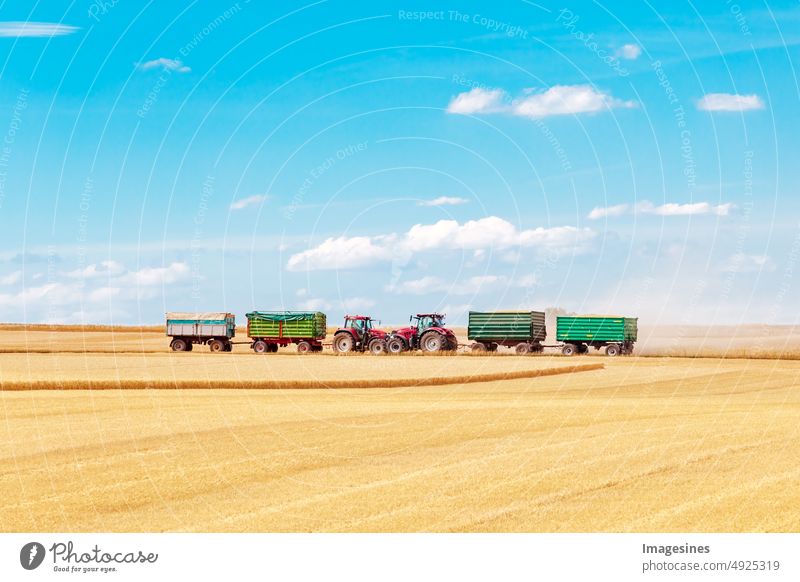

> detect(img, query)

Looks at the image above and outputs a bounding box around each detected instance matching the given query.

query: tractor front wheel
[387,337,406,354]
[368,338,387,355]
[333,333,355,353]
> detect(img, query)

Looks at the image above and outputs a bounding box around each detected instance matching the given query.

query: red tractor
[385,313,458,353]
[332,315,388,354]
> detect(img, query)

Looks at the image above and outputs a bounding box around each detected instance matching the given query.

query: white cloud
[512,85,636,118]
[721,254,774,273]
[446,88,506,114]
[88,286,121,302]
[230,194,268,210]
[65,260,125,279]
[642,201,735,216]
[387,274,514,296]
[417,196,469,207]
[588,201,734,219]
[286,236,396,271]
[588,204,630,220]
[617,44,641,60]
[120,262,190,286]
[447,84,635,120]
[697,93,764,112]
[289,217,596,272]
[0,271,21,285]
[298,297,376,312]
[137,58,191,73]
[0,22,79,37]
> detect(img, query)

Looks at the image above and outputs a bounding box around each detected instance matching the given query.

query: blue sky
[0,0,798,326]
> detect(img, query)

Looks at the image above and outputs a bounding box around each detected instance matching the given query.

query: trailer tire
[530,343,544,353]
[253,340,269,354]
[209,339,225,353]
[576,343,589,354]
[471,342,488,353]
[297,341,312,354]
[171,338,188,352]
[269,343,279,352]
[605,344,620,357]
[387,337,406,354]
[223,341,232,352]
[515,342,531,355]
[368,338,387,355]
[487,343,498,352]
[420,332,444,352]
[333,333,355,353]
[562,343,577,356]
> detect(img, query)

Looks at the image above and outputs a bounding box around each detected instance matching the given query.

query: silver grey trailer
[166,312,236,352]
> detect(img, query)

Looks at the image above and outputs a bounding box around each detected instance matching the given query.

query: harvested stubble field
[1,327,799,532]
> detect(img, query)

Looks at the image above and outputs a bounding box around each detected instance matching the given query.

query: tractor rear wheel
[562,343,577,356]
[209,339,225,353]
[171,338,188,352]
[420,332,444,352]
[387,337,406,354]
[515,342,531,355]
[253,340,268,353]
[333,333,355,353]
[297,341,312,354]
[368,338,387,355]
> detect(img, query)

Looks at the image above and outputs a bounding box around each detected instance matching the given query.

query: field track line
[0,363,603,391]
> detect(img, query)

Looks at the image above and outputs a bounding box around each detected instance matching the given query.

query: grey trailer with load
[468,310,547,354]
[166,312,236,352]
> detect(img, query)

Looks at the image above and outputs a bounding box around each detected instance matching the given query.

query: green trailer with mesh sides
[556,315,638,357]
[246,311,327,354]
[468,310,546,354]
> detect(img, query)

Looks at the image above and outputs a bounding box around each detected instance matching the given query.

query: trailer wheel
[605,344,620,357]
[487,343,498,352]
[514,342,531,355]
[332,333,355,353]
[576,343,589,354]
[530,343,544,353]
[185,342,193,352]
[387,337,406,354]
[368,338,387,355]
[171,338,188,352]
[561,343,577,356]
[224,341,232,352]
[269,343,279,352]
[253,340,269,354]
[209,339,225,353]
[297,341,312,354]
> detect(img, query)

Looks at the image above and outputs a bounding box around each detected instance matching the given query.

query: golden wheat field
[1,327,799,532]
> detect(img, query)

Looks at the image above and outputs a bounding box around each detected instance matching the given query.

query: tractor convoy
[166,309,638,357]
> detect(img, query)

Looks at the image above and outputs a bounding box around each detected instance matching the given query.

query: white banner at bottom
[1,533,797,581]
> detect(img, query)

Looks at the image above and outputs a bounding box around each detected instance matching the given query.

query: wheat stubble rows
[1,349,799,532]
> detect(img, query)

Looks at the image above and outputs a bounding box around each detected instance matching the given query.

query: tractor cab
[343,315,374,339]
[412,313,445,332]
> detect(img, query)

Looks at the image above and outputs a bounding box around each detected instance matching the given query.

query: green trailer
[556,315,637,357]
[246,311,327,354]
[468,310,547,354]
